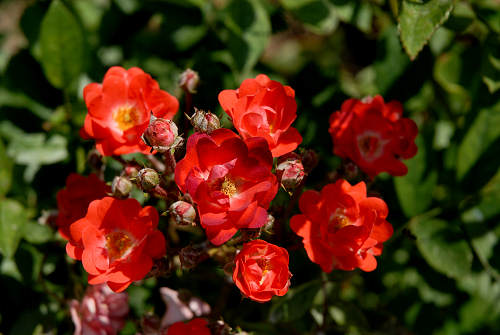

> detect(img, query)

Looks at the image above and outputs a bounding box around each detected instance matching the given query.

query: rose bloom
[66,197,166,292]
[290,179,393,272]
[70,283,128,335]
[164,318,211,335]
[218,74,302,157]
[233,239,291,302]
[81,66,179,156]
[328,95,418,177]
[175,129,278,245]
[56,173,110,241]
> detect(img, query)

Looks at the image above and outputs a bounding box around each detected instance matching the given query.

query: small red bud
[300,149,318,173]
[179,68,200,94]
[111,176,132,199]
[276,153,305,190]
[142,114,183,153]
[179,244,209,270]
[190,108,220,134]
[124,166,139,178]
[137,168,160,191]
[170,201,196,226]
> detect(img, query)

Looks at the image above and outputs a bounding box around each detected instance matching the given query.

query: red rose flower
[328,95,418,177]
[175,129,278,245]
[165,318,211,335]
[66,197,166,292]
[81,66,179,156]
[56,173,110,241]
[218,74,302,157]
[290,179,393,272]
[233,239,291,302]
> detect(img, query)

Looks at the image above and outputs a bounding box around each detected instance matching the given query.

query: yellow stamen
[106,231,133,261]
[113,106,140,131]
[221,176,237,197]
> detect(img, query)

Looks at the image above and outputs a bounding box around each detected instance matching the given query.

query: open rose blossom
[174,129,278,245]
[56,173,110,241]
[233,240,291,302]
[218,74,302,157]
[165,318,211,335]
[66,197,166,292]
[328,95,418,177]
[290,179,393,272]
[70,283,129,335]
[81,66,179,156]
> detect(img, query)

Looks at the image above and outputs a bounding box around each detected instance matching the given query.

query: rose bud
[112,176,132,199]
[170,201,196,226]
[137,168,160,191]
[276,153,305,190]
[179,245,209,270]
[142,114,183,153]
[189,108,220,134]
[179,68,200,94]
[124,165,139,178]
[262,214,275,234]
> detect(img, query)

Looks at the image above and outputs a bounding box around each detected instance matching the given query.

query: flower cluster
[55,66,418,333]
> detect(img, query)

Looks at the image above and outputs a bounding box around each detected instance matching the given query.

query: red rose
[56,173,110,241]
[66,197,166,292]
[218,74,302,157]
[165,318,211,335]
[81,66,179,156]
[175,129,278,245]
[290,179,393,272]
[233,240,291,302]
[328,95,418,177]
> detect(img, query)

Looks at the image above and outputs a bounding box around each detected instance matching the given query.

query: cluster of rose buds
[55,65,418,334]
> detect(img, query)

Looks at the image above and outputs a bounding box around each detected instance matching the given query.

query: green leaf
[0,199,28,259]
[457,100,500,179]
[23,222,54,244]
[395,135,438,217]
[223,0,271,76]
[410,218,472,278]
[0,88,52,120]
[398,0,455,60]
[39,0,85,89]
[462,170,500,224]
[281,0,339,35]
[0,138,13,197]
[269,280,321,322]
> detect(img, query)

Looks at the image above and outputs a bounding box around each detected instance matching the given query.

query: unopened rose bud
[262,214,275,234]
[189,108,220,134]
[142,114,183,153]
[179,68,200,94]
[137,168,160,191]
[276,153,305,190]
[112,176,132,199]
[300,149,318,173]
[124,166,139,178]
[170,201,196,226]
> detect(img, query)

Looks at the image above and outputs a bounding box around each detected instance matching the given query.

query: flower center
[221,176,237,197]
[328,209,351,233]
[358,135,379,156]
[105,231,133,261]
[113,106,140,131]
[256,258,272,285]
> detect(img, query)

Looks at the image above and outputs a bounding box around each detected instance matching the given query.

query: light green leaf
[23,222,54,244]
[0,139,13,197]
[0,88,52,120]
[398,0,455,60]
[269,280,321,322]
[281,0,339,35]
[39,0,85,89]
[223,0,271,76]
[0,199,28,258]
[410,218,472,278]
[395,135,438,217]
[457,101,500,179]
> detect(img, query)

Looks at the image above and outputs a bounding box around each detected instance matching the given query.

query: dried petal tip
[142,114,183,153]
[137,168,160,191]
[179,68,200,94]
[112,176,132,199]
[170,200,196,226]
[190,108,220,134]
[276,153,305,190]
